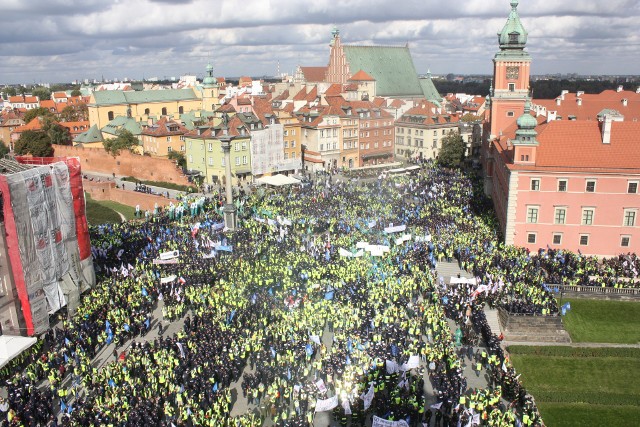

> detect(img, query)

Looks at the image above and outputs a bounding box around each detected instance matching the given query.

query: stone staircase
[436,261,474,283]
[498,308,572,343]
[484,306,502,335]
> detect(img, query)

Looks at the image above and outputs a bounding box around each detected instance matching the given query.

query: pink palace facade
[482,1,640,257]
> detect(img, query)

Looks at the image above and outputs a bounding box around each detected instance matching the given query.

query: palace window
[621,236,630,247]
[527,233,536,244]
[558,179,567,192]
[624,210,636,227]
[530,179,540,191]
[579,235,589,246]
[552,234,562,245]
[554,208,566,225]
[582,209,594,225]
[526,207,538,223]
[586,180,596,192]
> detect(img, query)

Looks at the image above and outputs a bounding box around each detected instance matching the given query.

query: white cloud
[0,0,638,83]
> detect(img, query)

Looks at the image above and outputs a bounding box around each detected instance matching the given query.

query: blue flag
[141,287,148,297]
[144,318,150,329]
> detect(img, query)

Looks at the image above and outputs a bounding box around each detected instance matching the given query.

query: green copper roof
[101,116,142,136]
[498,0,528,50]
[343,45,423,97]
[514,100,538,145]
[419,75,442,106]
[92,88,199,106]
[74,124,103,144]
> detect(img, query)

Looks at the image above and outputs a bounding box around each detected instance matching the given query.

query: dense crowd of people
[1,161,636,426]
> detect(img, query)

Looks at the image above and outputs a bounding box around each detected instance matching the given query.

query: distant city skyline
[1,0,639,85]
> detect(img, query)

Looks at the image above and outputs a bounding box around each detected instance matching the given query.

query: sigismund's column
[219,135,237,230]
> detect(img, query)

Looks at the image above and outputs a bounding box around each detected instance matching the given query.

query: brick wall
[54,145,190,186]
[84,181,177,211]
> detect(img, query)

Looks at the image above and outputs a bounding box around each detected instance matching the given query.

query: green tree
[437,130,466,169]
[0,140,9,158]
[70,89,82,97]
[5,87,17,97]
[103,129,139,157]
[43,118,70,146]
[14,130,54,157]
[168,150,186,169]
[461,113,483,122]
[32,87,51,101]
[24,107,54,123]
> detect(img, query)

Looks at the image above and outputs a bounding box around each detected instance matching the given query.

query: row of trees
[3,85,82,100]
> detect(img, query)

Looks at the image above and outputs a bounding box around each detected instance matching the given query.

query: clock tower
[488,0,531,139]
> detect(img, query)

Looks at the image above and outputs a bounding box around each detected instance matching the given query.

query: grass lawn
[85,193,122,225]
[537,403,640,427]
[562,298,640,343]
[96,200,137,221]
[509,346,640,427]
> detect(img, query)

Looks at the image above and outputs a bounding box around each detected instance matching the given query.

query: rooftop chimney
[577,91,584,97]
[556,98,561,106]
[601,113,624,144]
[617,85,623,92]
[577,98,582,106]
[636,87,640,94]
[622,99,628,107]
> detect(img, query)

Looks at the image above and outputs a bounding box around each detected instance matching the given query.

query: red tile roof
[534,89,640,122]
[59,121,90,136]
[300,67,327,82]
[142,117,188,137]
[324,84,344,97]
[292,87,308,101]
[349,70,375,81]
[533,120,640,171]
[40,100,56,111]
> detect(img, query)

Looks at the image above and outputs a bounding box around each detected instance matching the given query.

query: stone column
[220,136,237,230]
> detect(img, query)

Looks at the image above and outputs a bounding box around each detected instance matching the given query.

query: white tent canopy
[256,174,301,187]
[0,335,38,369]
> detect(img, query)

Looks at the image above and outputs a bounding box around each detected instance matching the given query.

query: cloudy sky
[1,0,638,84]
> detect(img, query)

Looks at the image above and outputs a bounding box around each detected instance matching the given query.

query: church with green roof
[324,27,440,102]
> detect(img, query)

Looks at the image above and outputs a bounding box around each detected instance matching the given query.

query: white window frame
[623,209,636,227]
[526,206,539,224]
[579,234,589,246]
[621,235,631,248]
[527,233,536,244]
[558,179,567,192]
[582,208,594,226]
[628,181,638,194]
[554,207,567,225]
[552,233,562,245]
[585,180,596,193]
[530,178,540,191]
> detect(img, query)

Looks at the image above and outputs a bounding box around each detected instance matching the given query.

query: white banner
[315,395,338,412]
[414,234,432,243]
[450,277,477,285]
[161,275,177,284]
[159,250,179,260]
[202,251,216,259]
[339,248,365,258]
[372,416,410,427]
[386,360,399,374]
[384,225,406,234]
[356,241,369,249]
[401,355,420,371]
[153,258,179,265]
[360,384,374,410]
[341,398,352,415]
[315,379,327,394]
[310,335,321,345]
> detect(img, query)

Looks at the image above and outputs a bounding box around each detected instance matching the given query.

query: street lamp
[301,144,307,177]
[219,135,237,231]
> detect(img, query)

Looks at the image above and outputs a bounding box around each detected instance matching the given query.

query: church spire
[498,0,528,50]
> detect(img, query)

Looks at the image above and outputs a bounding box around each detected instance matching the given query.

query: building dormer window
[509,33,519,44]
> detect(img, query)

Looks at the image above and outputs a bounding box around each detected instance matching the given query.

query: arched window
[178,106,184,114]
[161,107,167,116]
[144,108,150,115]
[108,111,114,121]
